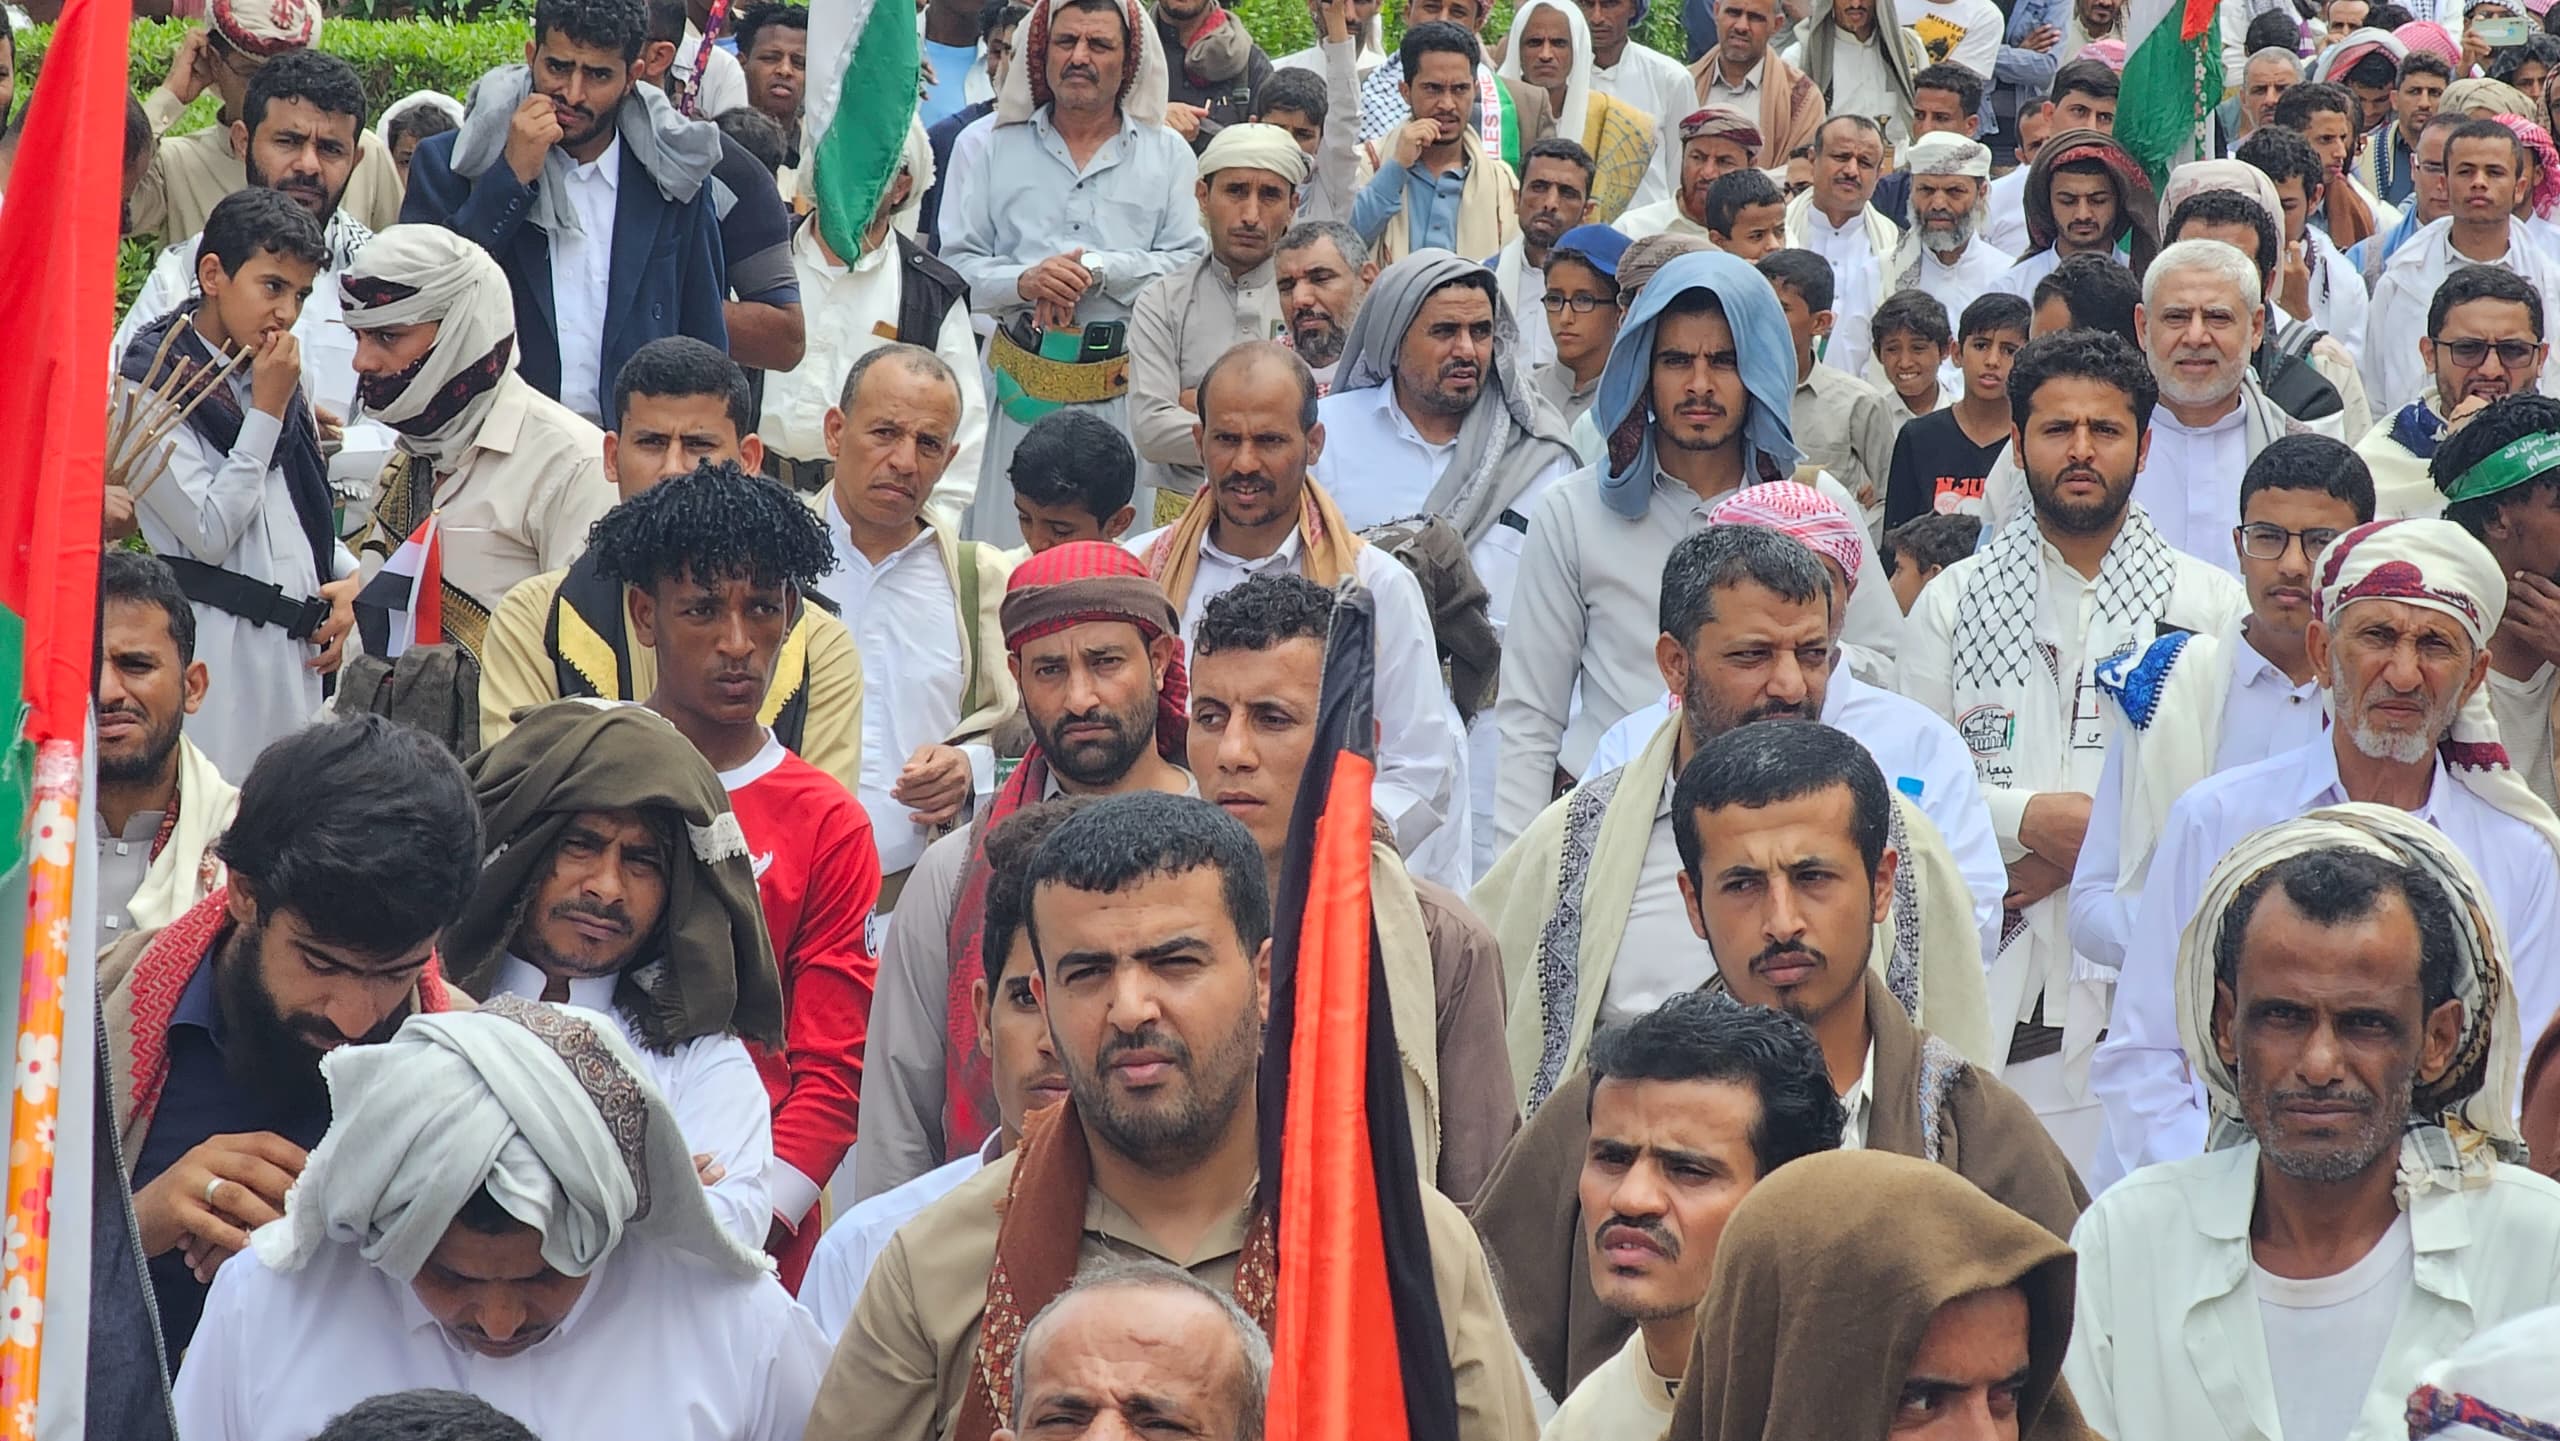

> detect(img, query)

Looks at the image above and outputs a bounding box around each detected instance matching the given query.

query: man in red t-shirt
[587,458,883,1288]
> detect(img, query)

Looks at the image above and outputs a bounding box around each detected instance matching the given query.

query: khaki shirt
[811,1151,1541,1440]
[477,565,868,797]
[135,86,407,243]
[1126,255,1289,496]
[1792,363,1900,527]
[393,378,617,615]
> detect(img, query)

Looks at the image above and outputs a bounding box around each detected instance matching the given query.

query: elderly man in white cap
[340,224,615,667]
[171,996,831,1439]
[2067,806,2560,1441]
[1127,123,1310,507]
[1888,130,2013,334]
[2092,517,2560,1189]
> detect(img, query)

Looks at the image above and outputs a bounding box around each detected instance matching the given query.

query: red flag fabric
[1258,585,1460,1441]
[0,0,127,745]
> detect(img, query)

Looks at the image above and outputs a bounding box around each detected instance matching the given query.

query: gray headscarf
[1332,250,1582,545]
[450,64,723,236]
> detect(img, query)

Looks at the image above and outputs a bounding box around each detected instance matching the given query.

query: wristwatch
[1082,254,1108,291]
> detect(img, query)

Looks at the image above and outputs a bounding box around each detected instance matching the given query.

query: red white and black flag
[1256,582,1460,1441]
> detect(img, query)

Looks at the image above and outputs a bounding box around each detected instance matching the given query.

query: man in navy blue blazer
[402,0,729,429]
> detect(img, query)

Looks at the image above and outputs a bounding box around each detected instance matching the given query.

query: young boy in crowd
[1706,168,1789,261]
[1868,289,1956,430]
[1759,248,1898,530]
[1008,409,1138,556]
[1882,291,2031,530]
[1881,511,1983,612]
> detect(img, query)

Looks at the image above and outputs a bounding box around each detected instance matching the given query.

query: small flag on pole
[1257,584,1462,1441]
[353,515,444,660]
[804,0,923,262]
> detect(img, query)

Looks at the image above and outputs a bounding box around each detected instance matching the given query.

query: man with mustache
[1474,716,2084,1399]
[1889,130,2012,338]
[118,50,385,452]
[1128,124,1308,501]
[1782,115,1901,382]
[1543,991,1844,1438]
[338,225,616,672]
[850,542,1195,1205]
[2070,435,2373,999]
[801,800,1075,1335]
[943,0,1208,537]
[1180,571,1517,1197]
[2062,0,2120,59]
[2351,230,2546,522]
[2068,808,2560,1441]
[587,460,884,1286]
[440,700,788,1251]
[1271,219,1377,387]
[1902,329,2247,1177]
[130,0,407,242]
[2094,517,2560,1186]
[2365,118,2560,421]
[811,792,1539,1440]
[1787,0,1925,148]
[402,0,730,429]
[93,553,238,953]
[1351,22,1526,266]
[1615,106,1763,239]
[1693,0,1825,169]
[1134,343,1467,885]
[1316,250,1582,873]
[102,713,481,1362]
[1985,125,2157,304]
[2439,394,2560,814]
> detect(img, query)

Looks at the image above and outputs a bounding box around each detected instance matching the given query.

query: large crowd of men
[70,0,2560,1430]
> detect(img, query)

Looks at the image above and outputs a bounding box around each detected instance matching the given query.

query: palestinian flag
[2119,0,2224,187]
[1256,586,1460,1441]
[354,514,446,660]
[804,0,923,262]
[0,0,160,1433]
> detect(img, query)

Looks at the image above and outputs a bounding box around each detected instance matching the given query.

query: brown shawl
[1470,972,2090,1398]
[1140,475,1365,614]
[949,1099,1278,1441]
[1667,1150,2095,1441]
[1682,48,1825,169]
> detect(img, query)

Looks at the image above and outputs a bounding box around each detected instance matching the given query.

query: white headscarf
[2408,1305,2560,1438]
[252,997,769,1284]
[373,89,465,146]
[2174,805,2526,1200]
[338,224,522,474]
[1195,121,1313,185]
[1495,0,1594,146]
[1890,133,1994,288]
[997,0,1171,128]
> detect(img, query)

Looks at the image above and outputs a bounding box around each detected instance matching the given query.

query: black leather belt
[158,554,328,640]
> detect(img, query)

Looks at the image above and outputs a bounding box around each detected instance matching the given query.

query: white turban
[2174,805,2526,1198]
[1904,132,1991,179]
[2408,1305,2560,1437]
[252,996,769,1284]
[338,224,521,473]
[1196,121,1313,186]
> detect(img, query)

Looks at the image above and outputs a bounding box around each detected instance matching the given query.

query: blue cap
[1551,223,1630,278]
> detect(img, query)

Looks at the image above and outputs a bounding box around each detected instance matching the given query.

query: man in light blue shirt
[1352,22,1512,261]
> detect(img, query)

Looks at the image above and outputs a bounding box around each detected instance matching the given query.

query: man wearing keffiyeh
[1984,126,2158,305]
[851,542,1198,1207]
[2065,805,2560,1441]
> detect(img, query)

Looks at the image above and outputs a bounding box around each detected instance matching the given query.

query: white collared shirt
[174,1223,830,1441]
[1838,1038,1880,1150]
[2135,399,2251,574]
[549,137,623,422]
[2092,736,2560,1186]
[489,960,776,1249]
[2069,624,2327,973]
[1804,204,1887,380]
[818,502,965,876]
[799,1133,999,1338]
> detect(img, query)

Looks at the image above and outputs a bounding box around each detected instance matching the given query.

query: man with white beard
[2090,517,2560,1187]
[1883,131,2012,333]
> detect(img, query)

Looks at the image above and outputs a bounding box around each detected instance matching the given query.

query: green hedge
[15,17,530,131]
[1228,0,1691,66]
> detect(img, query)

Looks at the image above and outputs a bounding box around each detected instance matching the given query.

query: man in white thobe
[1783,114,1897,381]
[2091,519,2560,1186]
[171,1001,830,1441]
[2364,117,2560,415]
[1885,132,2014,336]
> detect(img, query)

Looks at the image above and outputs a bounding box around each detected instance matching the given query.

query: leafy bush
[1225,0,1691,62]
[15,17,530,126]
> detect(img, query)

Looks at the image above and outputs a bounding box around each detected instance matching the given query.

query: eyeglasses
[2433,336,2543,367]
[2235,522,2344,560]
[1542,293,1614,313]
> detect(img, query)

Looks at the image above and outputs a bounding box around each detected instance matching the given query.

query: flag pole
[0,744,79,1436]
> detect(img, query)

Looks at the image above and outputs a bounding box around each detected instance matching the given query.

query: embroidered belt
[988,327,1130,426]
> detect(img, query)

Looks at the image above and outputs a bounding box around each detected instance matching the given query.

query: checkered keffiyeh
[1954,504,2177,691]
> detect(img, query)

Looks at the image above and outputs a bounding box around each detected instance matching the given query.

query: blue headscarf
[1593,249,1802,520]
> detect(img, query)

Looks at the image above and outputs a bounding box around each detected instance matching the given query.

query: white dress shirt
[1588,41,1696,208]
[1581,667,2006,961]
[2134,399,2249,574]
[817,506,966,876]
[1837,1038,1879,1150]
[1818,29,1909,144]
[800,1136,995,1338]
[1909,238,2017,333]
[759,224,987,531]
[1983,167,2031,259]
[1804,204,1888,381]
[549,137,622,422]
[2091,737,2560,1186]
[174,1228,830,1441]
[2067,626,2326,974]
[489,961,776,1249]
[1123,521,1470,888]
[677,22,750,117]
[1494,236,1557,372]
